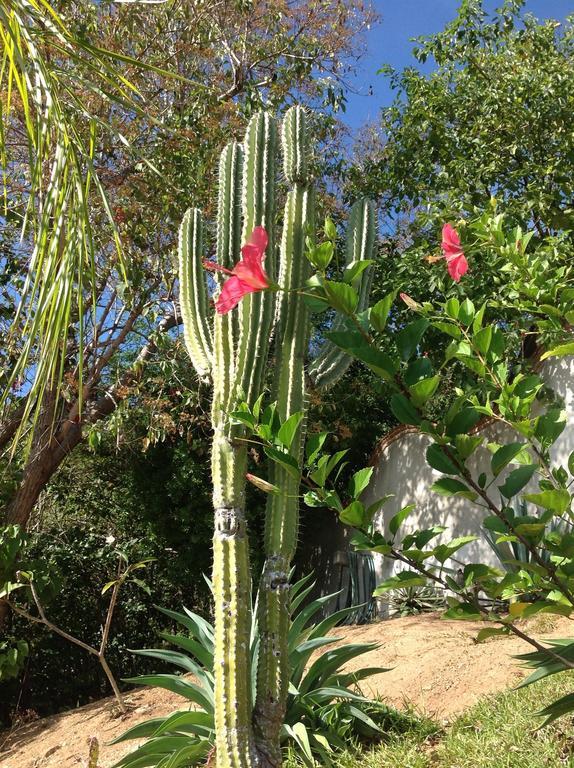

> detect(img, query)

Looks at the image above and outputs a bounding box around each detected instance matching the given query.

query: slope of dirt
[1,613,570,768]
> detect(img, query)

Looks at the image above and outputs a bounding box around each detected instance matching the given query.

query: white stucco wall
[363,356,574,596]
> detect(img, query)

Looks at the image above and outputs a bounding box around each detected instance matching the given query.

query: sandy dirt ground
[1,613,571,768]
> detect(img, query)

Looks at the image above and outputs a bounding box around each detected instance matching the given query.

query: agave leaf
[155,739,211,768]
[155,606,214,651]
[289,636,339,688]
[152,710,214,738]
[129,648,203,676]
[113,755,167,768]
[300,643,379,694]
[284,723,314,766]
[329,666,390,687]
[537,692,574,727]
[289,571,315,601]
[346,703,383,732]
[122,675,213,713]
[289,591,341,646]
[158,633,214,672]
[112,736,198,767]
[308,602,367,641]
[111,717,169,745]
[300,685,374,705]
[290,580,317,615]
[515,641,574,688]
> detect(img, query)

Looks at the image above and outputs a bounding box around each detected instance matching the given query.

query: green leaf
[390,394,421,426]
[458,298,475,325]
[434,536,478,564]
[323,281,358,315]
[396,318,429,361]
[432,321,461,339]
[540,341,574,360]
[370,292,396,333]
[523,490,571,515]
[445,297,460,320]
[324,217,337,241]
[569,451,574,477]
[277,412,304,450]
[472,303,487,332]
[431,477,477,501]
[535,408,566,445]
[491,442,528,476]
[264,446,300,480]
[389,504,416,536]
[498,465,536,498]
[327,331,398,381]
[455,434,483,460]
[374,571,427,594]
[306,432,328,465]
[343,260,373,284]
[475,627,508,643]
[101,580,118,595]
[442,603,482,621]
[473,326,492,355]
[229,411,256,429]
[348,467,373,498]
[426,444,460,475]
[408,374,440,407]
[446,406,481,436]
[307,241,335,272]
[340,501,366,528]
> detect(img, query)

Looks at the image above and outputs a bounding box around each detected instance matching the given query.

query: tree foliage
[349,0,574,301]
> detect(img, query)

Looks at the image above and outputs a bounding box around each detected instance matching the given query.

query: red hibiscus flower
[441,223,469,283]
[204,226,270,314]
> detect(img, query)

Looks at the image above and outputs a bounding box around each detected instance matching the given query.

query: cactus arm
[254,107,314,765]
[308,198,377,390]
[236,112,278,407]
[178,208,213,381]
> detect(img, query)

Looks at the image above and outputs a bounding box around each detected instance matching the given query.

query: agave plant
[113,575,389,768]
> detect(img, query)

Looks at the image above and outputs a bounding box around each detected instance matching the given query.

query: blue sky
[343,0,573,133]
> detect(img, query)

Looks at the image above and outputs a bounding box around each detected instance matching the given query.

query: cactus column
[253,107,314,767]
[178,105,376,768]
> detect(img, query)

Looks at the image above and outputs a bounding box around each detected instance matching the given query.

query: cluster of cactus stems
[178,106,375,768]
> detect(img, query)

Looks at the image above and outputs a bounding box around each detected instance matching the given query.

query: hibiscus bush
[236,208,574,726]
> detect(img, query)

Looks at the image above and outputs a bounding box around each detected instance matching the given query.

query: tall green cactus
[178,106,376,768]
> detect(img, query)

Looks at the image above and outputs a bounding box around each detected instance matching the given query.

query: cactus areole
[178,106,376,768]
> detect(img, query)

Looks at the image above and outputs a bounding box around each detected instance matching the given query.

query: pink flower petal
[441,223,468,282]
[215,276,256,314]
[212,226,270,312]
[446,253,469,283]
[248,225,268,252]
[441,223,463,258]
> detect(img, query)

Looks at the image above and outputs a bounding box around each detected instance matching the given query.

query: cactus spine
[178,106,375,768]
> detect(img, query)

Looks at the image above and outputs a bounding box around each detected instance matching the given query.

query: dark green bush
[0,440,221,724]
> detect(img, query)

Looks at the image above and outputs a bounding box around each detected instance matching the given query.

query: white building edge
[362,356,574,611]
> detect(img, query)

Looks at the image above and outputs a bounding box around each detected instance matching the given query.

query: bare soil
[1,613,570,768]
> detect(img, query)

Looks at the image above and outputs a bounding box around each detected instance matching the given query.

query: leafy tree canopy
[348,0,574,302]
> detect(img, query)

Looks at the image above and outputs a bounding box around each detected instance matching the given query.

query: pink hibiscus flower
[204,226,270,314]
[441,223,469,283]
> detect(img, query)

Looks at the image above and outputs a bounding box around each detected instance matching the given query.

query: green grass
[286,674,574,768]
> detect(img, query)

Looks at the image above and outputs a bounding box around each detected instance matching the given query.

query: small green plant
[383,584,447,619]
[1,524,154,712]
[114,575,389,768]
